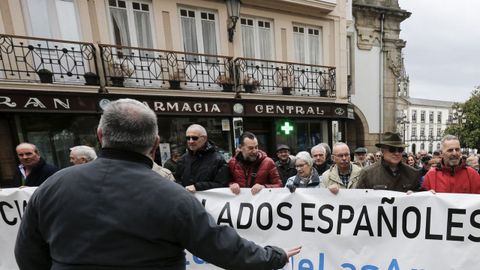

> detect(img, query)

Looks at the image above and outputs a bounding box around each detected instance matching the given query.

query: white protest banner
[187,188,480,270]
[0,187,36,270]
[2,187,480,270]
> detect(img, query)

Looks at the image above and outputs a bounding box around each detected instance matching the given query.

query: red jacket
[422,160,480,194]
[228,150,283,188]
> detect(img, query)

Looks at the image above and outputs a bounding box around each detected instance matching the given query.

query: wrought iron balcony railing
[0,34,98,85]
[0,34,337,97]
[98,44,234,91]
[234,57,336,97]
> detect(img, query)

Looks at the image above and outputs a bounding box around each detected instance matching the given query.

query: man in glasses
[422,135,480,193]
[321,142,362,194]
[175,124,229,192]
[357,132,420,192]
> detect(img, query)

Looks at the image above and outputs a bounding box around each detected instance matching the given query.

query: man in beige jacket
[321,142,362,194]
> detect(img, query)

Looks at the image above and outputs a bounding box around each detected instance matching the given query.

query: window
[429,127,434,138]
[420,111,426,123]
[241,17,273,60]
[437,112,442,123]
[109,0,154,49]
[437,127,442,138]
[293,25,322,65]
[411,126,417,138]
[429,111,434,123]
[420,127,425,138]
[180,8,218,57]
[24,0,81,40]
[411,110,417,123]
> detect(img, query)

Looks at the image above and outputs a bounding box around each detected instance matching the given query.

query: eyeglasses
[387,146,404,153]
[295,163,307,168]
[186,136,201,141]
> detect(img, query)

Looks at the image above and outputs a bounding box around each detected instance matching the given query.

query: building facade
[401,97,454,154]
[0,0,361,184]
[347,0,411,151]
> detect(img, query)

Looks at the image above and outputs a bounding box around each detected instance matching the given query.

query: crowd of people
[5,121,480,195]
[8,98,480,269]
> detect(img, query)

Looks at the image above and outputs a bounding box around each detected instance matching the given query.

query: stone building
[348,0,411,151]
[0,0,355,183]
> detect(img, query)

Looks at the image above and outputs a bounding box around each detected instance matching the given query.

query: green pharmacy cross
[280,121,294,135]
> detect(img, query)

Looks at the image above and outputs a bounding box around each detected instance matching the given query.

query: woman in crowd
[406,153,419,169]
[285,151,321,192]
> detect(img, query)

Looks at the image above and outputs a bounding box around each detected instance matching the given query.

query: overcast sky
[398,0,480,102]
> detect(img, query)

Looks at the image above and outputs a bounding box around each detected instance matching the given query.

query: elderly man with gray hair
[310,144,331,175]
[321,142,362,194]
[285,151,321,192]
[69,145,97,165]
[15,98,301,270]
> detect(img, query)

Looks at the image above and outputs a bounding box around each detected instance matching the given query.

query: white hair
[70,145,97,162]
[295,151,314,167]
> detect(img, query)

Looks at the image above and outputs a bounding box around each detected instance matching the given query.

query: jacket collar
[100,148,153,168]
[380,159,407,176]
[435,158,467,175]
[292,167,320,187]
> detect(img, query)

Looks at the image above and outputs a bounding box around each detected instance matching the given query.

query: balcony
[0,34,98,85]
[98,44,235,91]
[0,34,336,98]
[235,58,336,97]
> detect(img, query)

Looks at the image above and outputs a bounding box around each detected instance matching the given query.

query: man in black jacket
[175,124,229,192]
[15,98,301,270]
[7,143,58,187]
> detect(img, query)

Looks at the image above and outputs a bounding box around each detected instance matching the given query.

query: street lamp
[397,113,410,144]
[226,0,241,42]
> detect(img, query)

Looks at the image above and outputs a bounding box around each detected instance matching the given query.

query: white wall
[350,46,381,133]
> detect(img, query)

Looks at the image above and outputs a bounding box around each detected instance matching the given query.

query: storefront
[0,90,354,184]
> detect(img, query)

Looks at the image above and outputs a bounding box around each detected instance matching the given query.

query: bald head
[16,143,41,168]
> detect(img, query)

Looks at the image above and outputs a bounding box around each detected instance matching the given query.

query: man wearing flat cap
[357,132,420,192]
[275,144,297,185]
[353,147,369,168]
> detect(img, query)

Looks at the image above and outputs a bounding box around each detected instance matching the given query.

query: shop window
[157,117,232,161]
[19,115,100,169]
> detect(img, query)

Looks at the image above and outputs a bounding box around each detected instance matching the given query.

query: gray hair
[186,124,207,136]
[319,143,331,155]
[440,134,459,151]
[311,144,326,155]
[295,151,314,167]
[98,98,158,154]
[332,142,350,155]
[70,145,97,162]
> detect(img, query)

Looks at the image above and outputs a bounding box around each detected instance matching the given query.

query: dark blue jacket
[15,148,287,270]
[8,158,58,187]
